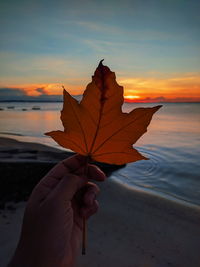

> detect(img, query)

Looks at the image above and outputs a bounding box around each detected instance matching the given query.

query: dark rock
[6,204,16,211]
[0,160,125,209]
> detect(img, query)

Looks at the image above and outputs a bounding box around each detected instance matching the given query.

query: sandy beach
[0,136,200,267]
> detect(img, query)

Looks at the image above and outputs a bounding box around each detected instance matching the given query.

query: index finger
[62,154,88,172]
[73,164,106,181]
[41,154,106,189]
[45,154,86,180]
[62,154,106,181]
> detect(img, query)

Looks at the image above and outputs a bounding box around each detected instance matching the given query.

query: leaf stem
[82,156,90,255]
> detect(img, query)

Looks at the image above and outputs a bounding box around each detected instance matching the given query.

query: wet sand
[0,136,200,267]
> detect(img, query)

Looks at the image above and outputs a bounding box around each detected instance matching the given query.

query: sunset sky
[0,0,200,102]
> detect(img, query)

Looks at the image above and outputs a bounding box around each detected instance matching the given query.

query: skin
[9,154,106,267]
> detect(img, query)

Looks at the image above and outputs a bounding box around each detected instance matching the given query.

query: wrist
[8,242,35,267]
[8,241,73,267]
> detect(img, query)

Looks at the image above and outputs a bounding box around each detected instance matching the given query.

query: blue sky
[0,0,200,101]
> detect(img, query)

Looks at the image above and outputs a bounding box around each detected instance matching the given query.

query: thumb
[51,173,87,201]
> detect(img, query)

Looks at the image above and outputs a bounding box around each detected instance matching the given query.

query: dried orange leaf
[46,61,161,165]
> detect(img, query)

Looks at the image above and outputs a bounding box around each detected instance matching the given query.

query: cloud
[120,73,200,98]
[0,87,22,100]
[1,70,200,103]
[0,87,62,101]
[35,87,47,94]
[1,87,199,103]
[0,88,26,98]
[0,86,83,101]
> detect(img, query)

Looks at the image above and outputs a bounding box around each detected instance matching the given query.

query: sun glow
[124,95,140,100]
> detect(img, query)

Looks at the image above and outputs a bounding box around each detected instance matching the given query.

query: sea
[0,101,200,207]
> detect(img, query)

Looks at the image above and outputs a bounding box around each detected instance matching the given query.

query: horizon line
[0,100,200,104]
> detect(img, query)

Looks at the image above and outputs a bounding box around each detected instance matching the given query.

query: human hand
[9,154,106,267]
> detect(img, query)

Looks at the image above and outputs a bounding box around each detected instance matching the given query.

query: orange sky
[120,73,200,102]
[1,0,200,103]
[5,72,200,102]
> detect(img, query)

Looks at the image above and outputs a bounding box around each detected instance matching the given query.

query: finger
[62,154,106,181]
[45,154,105,183]
[37,154,105,201]
[88,164,106,181]
[62,154,88,172]
[37,154,86,191]
[30,175,62,203]
[50,173,87,201]
[83,183,100,206]
[33,165,67,200]
[74,164,106,181]
[80,200,99,219]
[44,154,85,181]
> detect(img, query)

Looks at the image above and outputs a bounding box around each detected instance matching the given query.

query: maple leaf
[45,60,161,165]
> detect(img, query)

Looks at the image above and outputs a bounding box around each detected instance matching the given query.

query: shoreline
[113,177,200,210]
[0,132,63,151]
[77,178,200,267]
[0,136,124,208]
[1,136,200,266]
[0,134,199,209]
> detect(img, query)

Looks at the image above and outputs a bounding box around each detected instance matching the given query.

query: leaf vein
[66,138,86,154]
[67,97,88,153]
[92,110,151,154]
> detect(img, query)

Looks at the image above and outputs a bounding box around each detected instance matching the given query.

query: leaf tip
[155,105,163,110]
[62,85,67,94]
[95,59,111,77]
[153,105,162,113]
[44,131,51,136]
[156,105,163,109]
[98,59,104,67]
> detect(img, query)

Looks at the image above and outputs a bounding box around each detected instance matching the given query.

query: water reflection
[0,102,200,205]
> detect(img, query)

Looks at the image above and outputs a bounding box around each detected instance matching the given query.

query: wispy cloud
[120,73,200,98]
[1,69,200,102]
[0,86,63,101]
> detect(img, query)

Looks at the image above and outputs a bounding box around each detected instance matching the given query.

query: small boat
[7,106,15,109]
[32,106,41,110]
[0,108,4,110]
[22,108,27,111]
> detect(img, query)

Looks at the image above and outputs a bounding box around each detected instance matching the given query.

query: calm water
[0,102,200,206]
